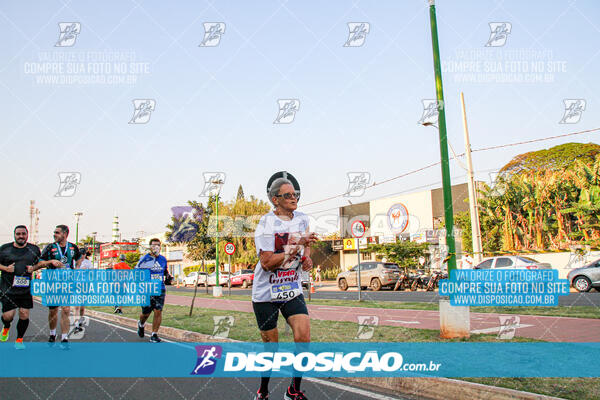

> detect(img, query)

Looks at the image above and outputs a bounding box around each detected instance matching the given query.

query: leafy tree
[500,142,600,175]
[125,251,141,269]
[236,185,245,200]
[217,195,271,265]
[365,241,429,270]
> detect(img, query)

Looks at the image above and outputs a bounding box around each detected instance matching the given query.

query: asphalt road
[167,285,600,306]
[0,303,407,400]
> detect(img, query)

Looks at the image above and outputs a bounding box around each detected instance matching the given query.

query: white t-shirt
[251,211,310,303]
[78,259,94,269]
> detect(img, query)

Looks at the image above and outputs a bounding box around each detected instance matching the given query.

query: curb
[85,308,565,400]
[84,308,239,343]
[328,377,566,400]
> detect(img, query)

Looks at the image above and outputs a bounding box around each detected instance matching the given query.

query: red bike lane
[165,294,600,342]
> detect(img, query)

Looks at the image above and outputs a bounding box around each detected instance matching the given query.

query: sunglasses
[275,192,299,200]
[53,231,61,234]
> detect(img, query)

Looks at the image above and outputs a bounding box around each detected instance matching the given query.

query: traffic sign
[224,242,235,255]
[350,220,366,238]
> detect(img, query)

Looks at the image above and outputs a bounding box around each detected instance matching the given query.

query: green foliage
[455,211,472,253]
[125,251,141,269]
[477,148,600,251]
[366,241,429,269]
[80,235,95,245]
[236,185,245,200]
[183,263,215,276]
[500,142,600,175]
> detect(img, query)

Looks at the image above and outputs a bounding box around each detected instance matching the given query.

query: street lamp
[74,212,83,245]
[91,232,97,266]
[212,179,224,297]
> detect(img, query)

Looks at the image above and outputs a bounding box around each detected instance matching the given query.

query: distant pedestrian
[315,265,322,286]
[113,254,131,314]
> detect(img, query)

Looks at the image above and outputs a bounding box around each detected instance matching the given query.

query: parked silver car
[567,258,600,292]
[473,256,551,270]
[337,262,400,291]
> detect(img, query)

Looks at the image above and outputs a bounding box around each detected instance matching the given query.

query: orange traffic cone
[310,282,316,293]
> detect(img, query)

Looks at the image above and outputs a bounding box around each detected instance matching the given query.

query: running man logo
[417,99,442,126]
[497,315,520,340]
[68,316,89,340]
[199,172,226,197]
[191,345,222,375]
[199,22,226,47]
[273,99,300,124]
[129,99,156,124]
[559,99,586,124]
[355,316,379,340]
[344,172,371,197]
[344,23,370,47]
[211,316,234,339]
[55,22,81,47]
[55,172,81,197]
[485,22,512,47]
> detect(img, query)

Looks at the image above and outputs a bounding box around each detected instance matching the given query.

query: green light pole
[74,212,83,245]
[428,0,456,272]
[215,192,220,287]
[91,231,97,266]
[211,179,224,293]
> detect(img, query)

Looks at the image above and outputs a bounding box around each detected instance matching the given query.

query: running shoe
[48,334,56,343]
[150,333,161,343]
[0,328,9,342]
[60,339,70,350]
[137,321,145,338]
[253,390,268,399]
[284,388,307,400]
[14,338,25,350]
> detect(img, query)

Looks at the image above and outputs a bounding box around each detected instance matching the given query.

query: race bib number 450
[271,282,302,302]
[13,276,30,287]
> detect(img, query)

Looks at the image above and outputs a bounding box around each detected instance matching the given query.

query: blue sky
[1,0,598,243]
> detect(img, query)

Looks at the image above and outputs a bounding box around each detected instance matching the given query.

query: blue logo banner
[439,269,570,306]
[31,269,161,306]
[1,342,598,378]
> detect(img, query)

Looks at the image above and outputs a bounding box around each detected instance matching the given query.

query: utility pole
[460,92,483,264]
[428,0,457,272]
[428,0,469,339]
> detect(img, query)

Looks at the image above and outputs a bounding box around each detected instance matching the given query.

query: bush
[183,263,215,276]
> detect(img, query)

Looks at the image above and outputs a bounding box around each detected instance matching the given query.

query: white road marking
[306,377,404,399]
[470,324,533,334]
[385,320,420,324]
[87,313,405,399]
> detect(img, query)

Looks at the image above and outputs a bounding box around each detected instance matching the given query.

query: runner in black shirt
[31,225,83,347]
[0,226,61,349]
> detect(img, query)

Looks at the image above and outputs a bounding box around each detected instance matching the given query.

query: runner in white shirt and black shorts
[74,249,94,333]
[252,177,318,400]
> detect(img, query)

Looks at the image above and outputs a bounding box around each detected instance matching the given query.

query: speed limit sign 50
[224,242,236,255]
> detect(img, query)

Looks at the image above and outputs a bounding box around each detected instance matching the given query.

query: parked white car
[207,272,230,286]
[184,271,207,286]
[473,256,552,270]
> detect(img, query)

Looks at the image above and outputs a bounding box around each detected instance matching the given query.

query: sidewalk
[165,294,600,342]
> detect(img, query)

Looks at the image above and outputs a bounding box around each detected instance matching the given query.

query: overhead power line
[300,127,599,208]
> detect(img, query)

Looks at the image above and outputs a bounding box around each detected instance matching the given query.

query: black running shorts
[1,293,33,312]
[252,294,308,331]
[141,290,166,314]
